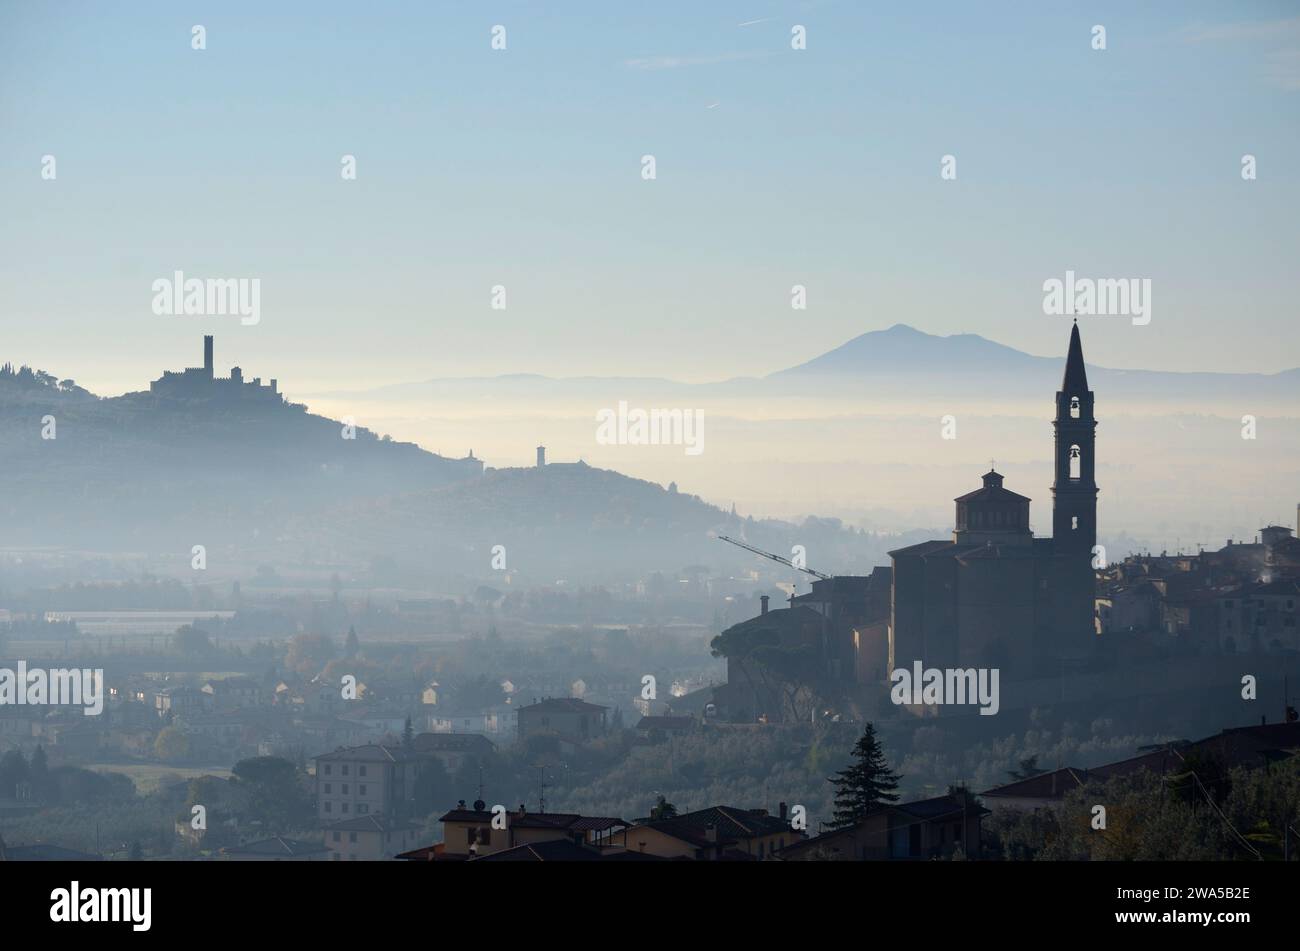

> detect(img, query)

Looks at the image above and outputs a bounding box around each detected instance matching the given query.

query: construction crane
[716,534,832,581]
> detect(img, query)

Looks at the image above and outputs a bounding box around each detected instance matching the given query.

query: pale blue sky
[1,0,1297,394]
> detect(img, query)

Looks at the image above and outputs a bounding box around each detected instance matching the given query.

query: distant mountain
[313,324,1300,406]
[765,324,1300,402]
[770,323,1057,377]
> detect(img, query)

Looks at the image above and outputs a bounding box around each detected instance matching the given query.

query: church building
[887,322,1099,681]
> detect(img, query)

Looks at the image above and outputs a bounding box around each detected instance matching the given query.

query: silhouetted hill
[0,370,480,549]
[305,462,909,586]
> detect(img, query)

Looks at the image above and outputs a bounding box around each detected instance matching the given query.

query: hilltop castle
[150,336,285,404]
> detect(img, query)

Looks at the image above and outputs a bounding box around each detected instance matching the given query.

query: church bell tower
[1052,320,1098,556]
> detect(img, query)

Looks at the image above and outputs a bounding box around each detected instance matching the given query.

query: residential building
[314,745,414,821]
[437,802,630,858]
[516,697,608,745]
[627,804,800,860]
[324,815,423,861]
[409,732,495,773]
[780,792,987,861]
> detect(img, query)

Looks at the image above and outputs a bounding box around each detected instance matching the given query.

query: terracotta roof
[472,840,603,862]
[472,840,669,862]
[635,805,791,848]
[314,744,408,763]
[980,767,1089,800]
[410,733,495,754]
[221,835,328,858]
[893,793,990,820]
[439,808,495,823]
[1187,723,1300,770]
[954,484,1031,505]
[436,808,627,833]
[395,843,465,862]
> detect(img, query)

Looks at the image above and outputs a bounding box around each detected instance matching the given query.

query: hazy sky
[2,1,1298,396]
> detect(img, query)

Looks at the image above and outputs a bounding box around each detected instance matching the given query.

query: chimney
[270,378,277,394]
[536,446,546,467]
[203,335,214,377]
[760,595,769,615]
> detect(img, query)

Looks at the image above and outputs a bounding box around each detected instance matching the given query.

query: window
[1072,516,1079,530]
[324,783,331,793]
[359,766,367,777]
[332,832,340,843]
[359,785,366,796]
[480,828,491,845]
[1069,445,1081,480]
[358,803,369,814]
[349,832,357,843]
[324,765,332,775]
[324,802,332,813]
[342,803,349,813]
[342,784,349,795]
[342,765,349,776]
[1070,396,1080,419]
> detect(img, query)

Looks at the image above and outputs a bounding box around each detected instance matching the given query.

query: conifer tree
[827,722,901,829]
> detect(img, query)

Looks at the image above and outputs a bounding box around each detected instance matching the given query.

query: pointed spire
[1061,320,1088,392]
